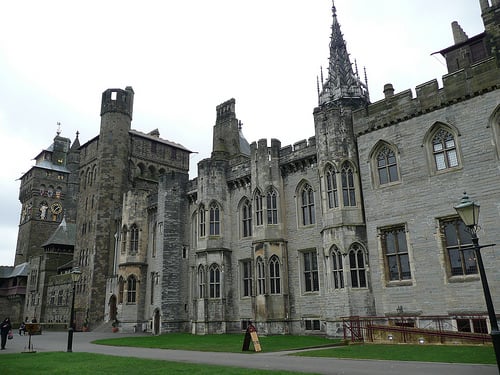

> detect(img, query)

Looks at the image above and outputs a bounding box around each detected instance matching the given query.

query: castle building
[10,1,500,337]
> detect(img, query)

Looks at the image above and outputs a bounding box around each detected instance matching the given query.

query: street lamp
[67,267,82,353]
[454,192,500,372]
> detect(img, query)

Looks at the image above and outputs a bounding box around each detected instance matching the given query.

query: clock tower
[15,130,79,265]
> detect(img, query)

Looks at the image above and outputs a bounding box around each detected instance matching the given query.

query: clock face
[51,202,63,214]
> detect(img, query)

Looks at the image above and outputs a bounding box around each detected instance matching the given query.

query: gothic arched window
[432,129,459,171]
[255,192,263,226]
[326,166,338,208]
[341,162,356,207]
[209,264,221,298]
[349,244,367,288]
[376,146,399,184]
[127,275,137,303]
[129,224,139,254]
[209,203,220,236]
[301,183,315,226]
[266,189,278,224]
[242,199,252,237]
[269,255,281,294]
[256,257,266,295]
[331,246,344,289]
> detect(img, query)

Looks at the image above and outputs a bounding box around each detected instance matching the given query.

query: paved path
[1,331,497,374]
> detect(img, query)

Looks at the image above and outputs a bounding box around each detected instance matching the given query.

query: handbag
[7,330,13,340]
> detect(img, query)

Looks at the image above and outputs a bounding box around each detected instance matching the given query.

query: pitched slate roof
[42,218,76,247]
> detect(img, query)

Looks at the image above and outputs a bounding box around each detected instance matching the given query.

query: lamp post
[67,267,82,353]
[454,193,500,372]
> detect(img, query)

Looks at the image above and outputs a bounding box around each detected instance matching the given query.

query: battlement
[250,138,282,157]
[100,86,134,119]
[216,98,236,121]
[353,56,500,136]
[279,136,317,170]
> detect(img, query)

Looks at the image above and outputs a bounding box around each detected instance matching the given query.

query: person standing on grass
[0,317,12,350]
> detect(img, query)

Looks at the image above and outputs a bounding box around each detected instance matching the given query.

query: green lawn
[294,343,496,364]
[1,352,314,375]
[94,333,496,364]
[93,333,341,353]
[2,333,496,375]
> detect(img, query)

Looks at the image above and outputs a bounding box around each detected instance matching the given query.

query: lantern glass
[70,267,82,283]
[454,193,480,228]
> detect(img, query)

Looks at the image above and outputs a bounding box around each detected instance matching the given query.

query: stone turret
[480,0,500,62]
[100,86,134,119]
[75,87,136,326]
[211,99,250,160]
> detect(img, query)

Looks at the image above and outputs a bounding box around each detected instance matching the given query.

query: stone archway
[153,309,160,335]
[109,295,117,321]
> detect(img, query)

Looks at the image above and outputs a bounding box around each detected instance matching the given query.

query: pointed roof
[70,131,80,151]
[318,2,369,105]
[42,217,76,248]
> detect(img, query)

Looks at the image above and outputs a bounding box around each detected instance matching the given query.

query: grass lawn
[294,343,497,364]
[93,333,341,353]
[1,352,314,375]
[94,333,496,364]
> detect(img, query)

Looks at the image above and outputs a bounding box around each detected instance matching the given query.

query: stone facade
[11,1,500,337]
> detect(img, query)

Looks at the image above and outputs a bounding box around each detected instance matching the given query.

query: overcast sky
[0,0,485,266]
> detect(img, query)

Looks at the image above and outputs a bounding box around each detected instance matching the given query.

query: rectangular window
[472,318,488,334]
[305,319,321,331]
[381,226,411,281]
[456,318,471,332]
[441,218,476,276]
[457,318,487,334]
[303,251,319,292]
[242,260,253,297]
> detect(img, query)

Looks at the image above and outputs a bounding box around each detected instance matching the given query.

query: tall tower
[15,131,73,265]
[313,3,372,317]
[74,87,134,325]
[314,3,368,219]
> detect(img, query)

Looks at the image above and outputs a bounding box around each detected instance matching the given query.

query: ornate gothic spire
[318,2,369,106]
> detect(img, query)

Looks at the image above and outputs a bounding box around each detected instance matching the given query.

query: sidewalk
[1,331,497,375]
